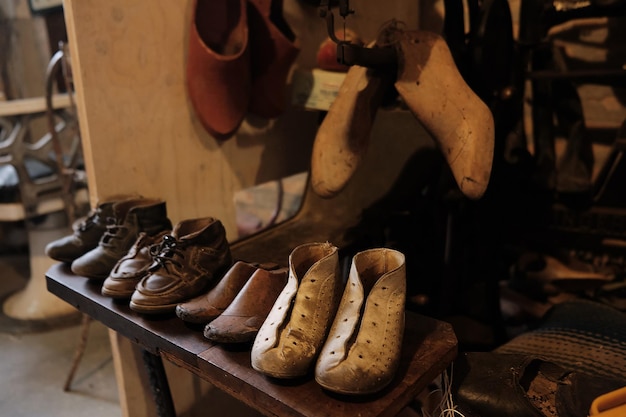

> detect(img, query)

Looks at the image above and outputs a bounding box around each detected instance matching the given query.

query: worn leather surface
[45,200,117,264]
[453,352,626,417]
[101,230,170,299]
[251,242,342,378]
[175,261,260,324]
[71,198,172,280]
[204,267,288,343]
[130,217,233,314]
[315,248,406,395]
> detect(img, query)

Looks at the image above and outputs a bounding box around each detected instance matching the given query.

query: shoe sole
[101,286,135,299]
[129,300,178,315]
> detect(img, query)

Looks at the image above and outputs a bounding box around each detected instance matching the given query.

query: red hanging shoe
[186,0,250,140]
[247,0,300,119]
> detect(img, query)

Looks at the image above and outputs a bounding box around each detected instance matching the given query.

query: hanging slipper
[247,0,300,118]
[186,0,250,140]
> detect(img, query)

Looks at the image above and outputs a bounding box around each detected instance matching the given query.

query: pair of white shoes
[250,242,406,395]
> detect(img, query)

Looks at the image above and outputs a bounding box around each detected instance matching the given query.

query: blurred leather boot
[45,196,135,263]
[101,230,171,299]
[452,352,626,417]
[130,217,233,314]
[251,242,342,378]
[395,29,494,200]
[204,266,288,343]
[315,248,406,395]
[71,198,172,280]
[186,0,250,140]
[176,260,264,324]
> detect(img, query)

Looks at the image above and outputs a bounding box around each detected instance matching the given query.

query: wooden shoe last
[203,267,288,343]
[175,261,260,324]
[394,30,494,200]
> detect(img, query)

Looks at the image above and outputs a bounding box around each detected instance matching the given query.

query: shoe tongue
[172,217,216,240]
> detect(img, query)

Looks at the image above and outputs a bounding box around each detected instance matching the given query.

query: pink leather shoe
[247,0,300,118]
[186,0,250,140]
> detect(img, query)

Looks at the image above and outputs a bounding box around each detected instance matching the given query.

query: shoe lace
[100,217,128,248]
[76,211,97,232]
[150,235,185,273]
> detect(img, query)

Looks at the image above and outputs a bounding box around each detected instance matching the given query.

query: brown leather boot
[101,230,171,299]
[129,217,233,314]
[45,195,138,263]
[71,198,172,280]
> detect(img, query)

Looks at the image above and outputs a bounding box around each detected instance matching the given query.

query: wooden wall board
[62,0,422,240]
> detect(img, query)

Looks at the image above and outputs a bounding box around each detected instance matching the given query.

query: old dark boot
[129,217,233,314]
[71,198,172,280]
[45,196,136,263]
[101,230,171,299]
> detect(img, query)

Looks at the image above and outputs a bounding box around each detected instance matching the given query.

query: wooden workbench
[46,263,458,417]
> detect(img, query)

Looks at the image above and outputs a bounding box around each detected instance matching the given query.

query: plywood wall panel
[63,0,421,239]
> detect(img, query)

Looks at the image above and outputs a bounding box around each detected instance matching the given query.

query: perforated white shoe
[315,247,406,395]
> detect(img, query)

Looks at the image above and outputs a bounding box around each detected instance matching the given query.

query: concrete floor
[0,223,121,417]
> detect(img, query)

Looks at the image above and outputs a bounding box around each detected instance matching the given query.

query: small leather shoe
[204,266,288,343]
[251,242,342,378]
[130,217,232,314]
[315,248,406,395]
[101,230,170,299]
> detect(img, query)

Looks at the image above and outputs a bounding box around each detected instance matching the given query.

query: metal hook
[319,0,397,71]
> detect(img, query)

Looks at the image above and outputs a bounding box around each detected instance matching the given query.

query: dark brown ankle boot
[130,217,233,314]
[71,198,172,280]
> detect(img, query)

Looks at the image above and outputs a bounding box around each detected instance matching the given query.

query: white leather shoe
[251,242,342,378]
[315,248,406,395]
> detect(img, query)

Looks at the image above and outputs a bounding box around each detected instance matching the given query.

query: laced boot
[101,230,171,299]
[45,196,137,263]
[129,217,233,314]
[71,198,172,280]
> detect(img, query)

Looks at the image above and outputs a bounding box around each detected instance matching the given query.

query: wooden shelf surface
[46,263,458,417]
